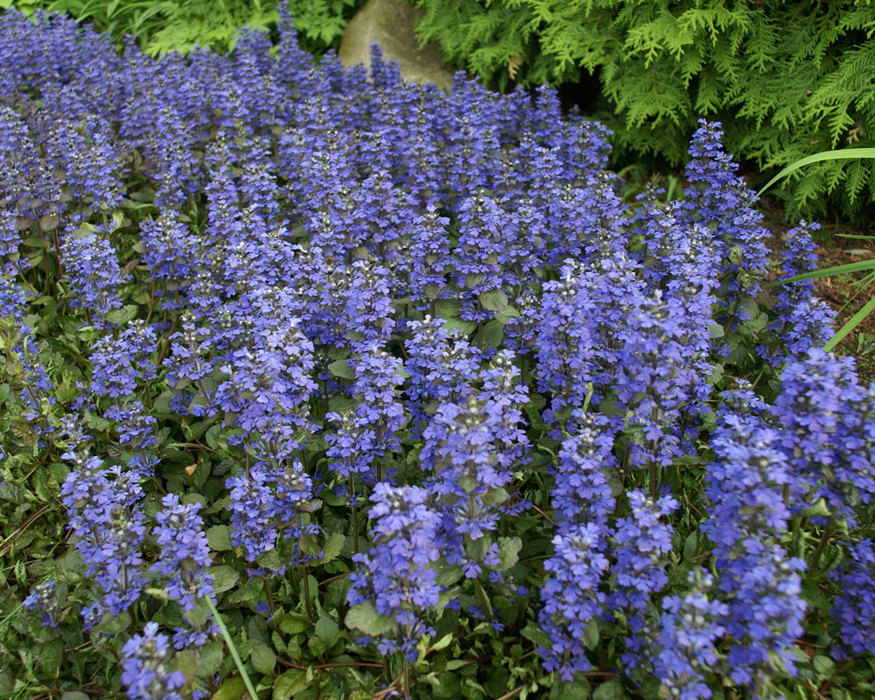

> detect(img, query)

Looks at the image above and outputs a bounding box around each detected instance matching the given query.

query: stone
[338,0,455,91]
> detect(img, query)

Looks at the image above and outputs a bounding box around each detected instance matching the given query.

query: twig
[277,659,384,671]
[14,449,51,485]
[317,572,349,588]
[368,674,403,700]
[800,679,829,700]
[0,504,52,556]
[527,502,554,525]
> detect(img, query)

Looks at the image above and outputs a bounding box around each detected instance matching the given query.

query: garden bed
[1,9,873,700]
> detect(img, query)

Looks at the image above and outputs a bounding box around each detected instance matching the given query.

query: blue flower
[90,320,158,399]
[539,413,617,680]
[60,452,148,628]
[830,538,875,658]
[651,570,729,700]
[150,494,214,612]
[703,406,806,688]
[121,622,186,700]
[61,223,126,319]
[226,458,318,573]
[765,221,836,365]
[347,484,441,661]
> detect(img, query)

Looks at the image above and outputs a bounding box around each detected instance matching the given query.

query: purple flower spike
[347,484,441,662]
[151,494,214,612]
[121,622,186,700]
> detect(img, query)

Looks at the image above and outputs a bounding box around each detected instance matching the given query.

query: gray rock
[338,0,455,91]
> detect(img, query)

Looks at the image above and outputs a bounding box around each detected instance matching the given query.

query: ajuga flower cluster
[2,8,873,700]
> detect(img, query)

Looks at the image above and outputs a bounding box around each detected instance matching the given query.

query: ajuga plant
[411,0,875,221]
[3,7,875,700]
[1,0,365,55]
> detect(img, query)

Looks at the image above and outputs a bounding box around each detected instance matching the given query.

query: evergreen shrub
[1,0,364,54]
[411,0,875,221]
[1,8,874,699]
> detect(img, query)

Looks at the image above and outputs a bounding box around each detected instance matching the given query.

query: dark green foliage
[411,0,875,220]
[1,0,365,54]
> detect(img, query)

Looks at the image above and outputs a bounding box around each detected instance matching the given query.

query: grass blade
[205,596,259,700]
[771,258,875,285]
[824,295,875,352]
[753,148,875,202]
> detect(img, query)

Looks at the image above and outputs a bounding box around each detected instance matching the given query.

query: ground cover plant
[410,0,875,222]
[1,8,874,699]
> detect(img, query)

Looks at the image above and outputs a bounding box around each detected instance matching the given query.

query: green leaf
[273,669,311,699]
[94,611,131,635]
[207,565,239,594]
[433,672,461,698]
[495,306,520,324]
[38,638,64,676]
[39,214,60,231]
[103,304,139,325]
[346,601,396,636]
[318,531,345,564]
[250,642,276,675]
[204,424,227,451]
[184,596,213,627]
[707,323,724,339]
[467,535,492,562]
[465,272,485,288]
[683,531,699,561]
[197,641,225,677]
[315,615,339,645]
[206,525,234,551]
[228,578,264,604]
[481,487,509,507]
[496,536,522,571]
[593,680,628,700]
[129,188,156,203]
[444,318,477,336]
[22,236,50,249]
[431,633,454,651]
[521,621,551,647]
[320,488,347,506]
[479,289,508,313]
[327,395,355,414]
[256,548,285,572]
[435,299,461,318]
[482,319,504,347]
[801,498,831,518]
[550,677,593,699]
[813,655,835,675]
[583,618,600,651]
[435,565,464,586]
[213,677,247,700]
[327,359,355,379]
[279,613,309,635]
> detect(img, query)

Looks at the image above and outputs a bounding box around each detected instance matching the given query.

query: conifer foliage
[411,0,875,220]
